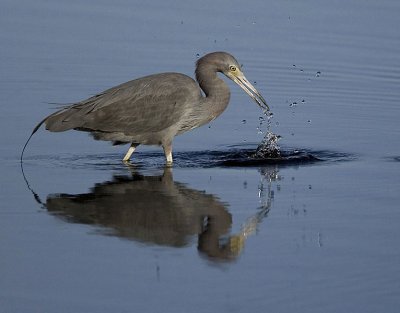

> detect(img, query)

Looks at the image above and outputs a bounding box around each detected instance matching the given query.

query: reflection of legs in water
[42,164,278,262]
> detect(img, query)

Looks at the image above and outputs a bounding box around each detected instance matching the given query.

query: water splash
[254,131,282,158]
[253,109,282,159]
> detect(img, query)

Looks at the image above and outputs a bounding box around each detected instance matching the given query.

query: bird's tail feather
[20,116,49,163]
[21,102,96,162]
[20,107,74,163]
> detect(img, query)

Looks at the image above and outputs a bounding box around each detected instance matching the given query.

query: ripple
[23,146,355,170]
[177,148,353,168]
[385,156,400,162]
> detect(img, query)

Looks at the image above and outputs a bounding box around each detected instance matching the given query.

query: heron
[21,51,269,165]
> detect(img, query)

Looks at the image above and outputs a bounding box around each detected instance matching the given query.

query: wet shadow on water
[21,147,354,262]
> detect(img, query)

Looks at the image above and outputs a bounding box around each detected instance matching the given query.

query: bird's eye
[229,65,237,72]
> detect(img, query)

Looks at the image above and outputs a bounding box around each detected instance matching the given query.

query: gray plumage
[21,51,269,164]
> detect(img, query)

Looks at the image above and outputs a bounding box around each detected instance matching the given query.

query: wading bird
[22,52,269,165]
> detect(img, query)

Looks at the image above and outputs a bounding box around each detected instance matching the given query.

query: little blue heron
[22,51,269,164]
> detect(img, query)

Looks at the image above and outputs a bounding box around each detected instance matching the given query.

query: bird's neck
[195,67,231,118]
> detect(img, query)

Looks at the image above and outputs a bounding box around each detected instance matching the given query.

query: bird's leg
[123,143,138,162]
[162,143,173,166]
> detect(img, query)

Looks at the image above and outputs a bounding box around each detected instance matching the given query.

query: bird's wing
[44,73,200,135]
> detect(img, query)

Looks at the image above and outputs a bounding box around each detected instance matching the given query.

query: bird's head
[197,52,270,111]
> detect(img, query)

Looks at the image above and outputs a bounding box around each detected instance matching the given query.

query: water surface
[1,0,400,312]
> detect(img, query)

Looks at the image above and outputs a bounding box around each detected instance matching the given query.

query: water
[1,0,400,312]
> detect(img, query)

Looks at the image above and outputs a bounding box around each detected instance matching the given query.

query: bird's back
[44,73,202,142]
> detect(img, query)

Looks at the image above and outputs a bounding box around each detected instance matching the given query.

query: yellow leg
[163,143,173,166]
[123,143,138,162]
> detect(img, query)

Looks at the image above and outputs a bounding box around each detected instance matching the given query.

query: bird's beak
[229,71,270,111]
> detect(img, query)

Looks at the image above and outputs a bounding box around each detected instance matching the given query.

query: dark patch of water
[387,156,400,162]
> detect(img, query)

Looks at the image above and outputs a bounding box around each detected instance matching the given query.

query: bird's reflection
[44,167,278,262]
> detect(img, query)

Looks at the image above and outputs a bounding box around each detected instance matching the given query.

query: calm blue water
[1,0,399,312]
